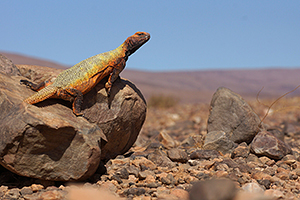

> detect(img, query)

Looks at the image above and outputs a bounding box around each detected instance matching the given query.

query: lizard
[20,31,150,116]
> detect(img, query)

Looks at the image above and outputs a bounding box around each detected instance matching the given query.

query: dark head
[124,32,150,57]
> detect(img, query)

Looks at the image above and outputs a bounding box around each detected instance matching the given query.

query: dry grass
[147,94,179,108]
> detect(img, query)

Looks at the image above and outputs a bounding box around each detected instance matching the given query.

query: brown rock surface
[207,87,262,144]
[0,62,146,181]
[251,130,292,160]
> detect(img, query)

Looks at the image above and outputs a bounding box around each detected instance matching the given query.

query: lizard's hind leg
[20,80,53,91]
[59,88,84,116]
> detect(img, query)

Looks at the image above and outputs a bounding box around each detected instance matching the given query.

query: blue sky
[1,1,300,71]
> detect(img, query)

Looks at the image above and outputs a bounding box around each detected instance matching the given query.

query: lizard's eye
[137,32,144,36]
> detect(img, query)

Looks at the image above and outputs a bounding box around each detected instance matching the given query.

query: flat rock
[250,130,292,160]
[189,149,221,160]
[203,131,237,154]
[167,148,188,163]
[0,64,146,181]
[207,87,262,144]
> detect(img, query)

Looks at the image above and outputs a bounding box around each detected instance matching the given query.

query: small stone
[252,171,272,180]
[189,149,220,160]
[180,135,204,148]
[138,170,155,180]
[97,181,118,194]
[214,170,229,178]
[263,167,276,176]
[111,175,123,184]
[246,153,261,163]
[170,188,189,200]
[128,175,138,183]
[282,154,297,165]
[125,165,140,177]
[160,174,176,186]
[125,188,146,196]
[167,148,188,163]
[189,179,237,200]
[203,131,237,154]
[275,171,289,180]
[242,182,264,193]
[20,186,33,196]
[146,182,161,188]
[250,130,292,160]
[3,188,20,199]
[31,184,44,192]
[115,168,129,179]
[158,131,177,149]
[131,157,157,170]
[148,149,176,168]
[257,179,271,189]
[264,189,284,199]
[231,142,250,158]
[0,186,8,197]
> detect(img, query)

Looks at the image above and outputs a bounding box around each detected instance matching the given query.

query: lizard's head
[125,32,150,56]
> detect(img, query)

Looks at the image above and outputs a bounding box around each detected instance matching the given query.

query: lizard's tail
[24,86,57,104]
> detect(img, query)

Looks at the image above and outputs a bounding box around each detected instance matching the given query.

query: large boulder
[207,87,262,144]
[0,60,146,181]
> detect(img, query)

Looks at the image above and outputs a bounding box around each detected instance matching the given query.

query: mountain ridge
[1,51,300,103]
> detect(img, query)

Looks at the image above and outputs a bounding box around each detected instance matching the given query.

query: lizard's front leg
[58,88,84,116]
[105,59,126,96]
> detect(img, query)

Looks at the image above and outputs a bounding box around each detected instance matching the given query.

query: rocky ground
[1,94,300,200]
[1,53,300,200]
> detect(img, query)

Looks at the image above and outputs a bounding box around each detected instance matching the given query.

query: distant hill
[1,51,300,104]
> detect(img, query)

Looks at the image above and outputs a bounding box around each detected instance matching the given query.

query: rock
[189,149,221,160]
[242,182,264,193]
[207,87,262,144]
[203,131,237,154]
[250,130,292,160]
[131,156,157,171]
[158,131,177,149]
[231,142,250,158]
[0,54,20,76]
[267,127,284,142]
[189,179,237,200]
[30,184,44,192]
[0,186,8,198]
[115,168,129,179]
[3,188,20,200]
[167,148,188,163]
[124,188,146,196]
[20,186,33,196]
[148,149,176,168]
[180,135,204,148]
[138,170,155,180]
[264,189,284,199]
[169,188,189,200]
[82,76,146,161]
[0,65,146,181]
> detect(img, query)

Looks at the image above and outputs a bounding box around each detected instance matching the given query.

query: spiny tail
[24,86,57,104]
